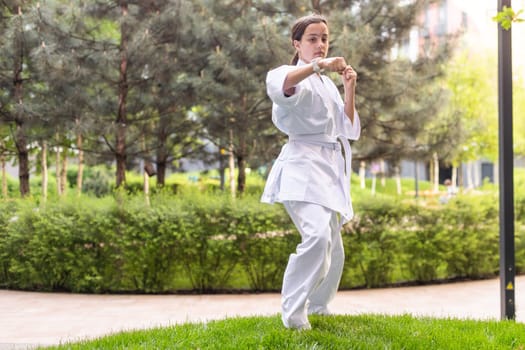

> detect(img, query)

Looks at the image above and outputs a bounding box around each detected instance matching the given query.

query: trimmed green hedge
[0,190,522,293]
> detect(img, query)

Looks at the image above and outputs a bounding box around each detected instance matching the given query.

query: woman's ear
[293,39,300,52]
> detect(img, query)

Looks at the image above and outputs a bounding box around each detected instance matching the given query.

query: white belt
[338,135,352,223]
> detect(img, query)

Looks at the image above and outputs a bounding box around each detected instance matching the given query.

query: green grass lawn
[40,314,525,349]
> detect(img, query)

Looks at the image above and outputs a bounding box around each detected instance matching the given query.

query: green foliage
[343,197,403,288]
[1,0,458,194]
[0,197,120,292]
[117,199,186,292]
[42,314,525,350]
[1,182,521,293]
[342,194,499,288]
[79,166,115,197]
[401,208,448,282]
[0,191,296,292]
[173,192,243,292]
[493,6,524,30]
[440,196,499,278]
[442,50,498,164]
[3,169,525,293]
[233,199,298,291]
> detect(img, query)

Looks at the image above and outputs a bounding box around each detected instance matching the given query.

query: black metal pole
[497,0,515,320]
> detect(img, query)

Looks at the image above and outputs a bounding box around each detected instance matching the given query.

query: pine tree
[31,0,110,195]
[1,0,456,195]
[196,0,292,194]
[0,1,42,197]
[32,0,177,187]
[197,0,450,192]
[28,0,231,191]
[137,0,210,186]
[311,0,451,168]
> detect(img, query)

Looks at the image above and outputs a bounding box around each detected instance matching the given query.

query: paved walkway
[1,276,524,349]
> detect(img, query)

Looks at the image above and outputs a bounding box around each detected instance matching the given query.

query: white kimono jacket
[261,60,361,224]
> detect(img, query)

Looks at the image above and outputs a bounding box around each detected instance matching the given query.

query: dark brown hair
[290,14,328,65]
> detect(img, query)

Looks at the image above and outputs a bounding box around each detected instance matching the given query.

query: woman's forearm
[344,83,356,124]
[282,63,316,95]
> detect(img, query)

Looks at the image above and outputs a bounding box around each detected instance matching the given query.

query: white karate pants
[281,201,344,329]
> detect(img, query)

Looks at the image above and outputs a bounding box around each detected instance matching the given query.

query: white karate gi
[261,60,361,329]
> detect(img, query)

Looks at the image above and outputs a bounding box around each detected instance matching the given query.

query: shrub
[76,166,114,197]
[342,197,405,288]
[0,188,522,293]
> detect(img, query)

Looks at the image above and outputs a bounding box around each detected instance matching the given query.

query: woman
[261,14,361,330]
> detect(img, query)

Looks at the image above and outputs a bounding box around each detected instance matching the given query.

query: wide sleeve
[266,65,329,135]
[266,65,307,107]
[340,110,361,141]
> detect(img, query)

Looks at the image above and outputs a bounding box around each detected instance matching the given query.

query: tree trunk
[236,95,248,195]
[380,159,386,187]
[156,156,167,186]
[116,1,129,187]
[237,154,246,194]
[311,0,321,13]
[55,133,62,196]
[429,156,434,190]
[41,141,48,200]
[219,149,226,191]
[1,152,7,198]
[359,161,366,189]
[76,130,84,196]
[13,6,29,197]
[15,123,30,197]
[433,152,439,192]
[156,122,168,186]
[60,148,68,195]
[458,163,464,188]
[236,132,247,194]
[141,135,150,205]
[228,129,235,198]
[394,165,402,195]
[144,170,150,206]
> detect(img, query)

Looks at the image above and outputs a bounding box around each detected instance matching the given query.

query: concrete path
[1,276,524,349]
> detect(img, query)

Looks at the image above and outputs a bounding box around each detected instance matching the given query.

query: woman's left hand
[342,65,357,84]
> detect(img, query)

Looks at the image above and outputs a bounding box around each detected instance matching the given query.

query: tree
[18,0,225,194]
[0,0,461,195]
[195,0,452,194]
[197,0,290,194]
[138,0,210,186]
[442,50,498,187]
[0,125,15,198]
[324,1,450,169]
[0,1,41,197]
[31,0,115,195]
[39,0,163,188]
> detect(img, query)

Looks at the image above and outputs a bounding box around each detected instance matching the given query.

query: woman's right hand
[319,57,347,74]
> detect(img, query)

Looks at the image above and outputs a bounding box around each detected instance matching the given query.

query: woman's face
[293,22,329,63]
